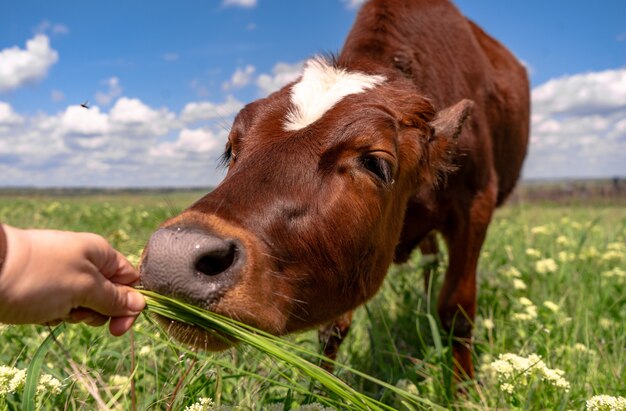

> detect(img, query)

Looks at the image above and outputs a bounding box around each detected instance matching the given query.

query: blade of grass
[424,313,443,355]
[22,324,66,411]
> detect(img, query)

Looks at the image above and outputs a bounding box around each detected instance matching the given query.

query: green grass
[0,191,624,410]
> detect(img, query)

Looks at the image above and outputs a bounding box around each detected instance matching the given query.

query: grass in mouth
[139,290,444,411]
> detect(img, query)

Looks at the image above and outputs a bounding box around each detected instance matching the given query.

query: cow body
[141,0,529,378]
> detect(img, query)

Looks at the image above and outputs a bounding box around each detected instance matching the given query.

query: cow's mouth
[153,314,238,351]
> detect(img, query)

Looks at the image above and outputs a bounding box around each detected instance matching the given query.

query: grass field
[0,188,624,410]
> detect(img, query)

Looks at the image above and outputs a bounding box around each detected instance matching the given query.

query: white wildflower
[483,353,570,394]
[501,266,522,278]
[535,258,558,274]
[512,312,534,321]
[485,357,515,379]
[138,346,152,357]
[599,317,614,330]
[586,394,626,411]
[526,248,542,258]
[513,298,538,321]
[543,300,560,313]
[573,343,587,352]
[126,254,140,267]
[581,246,600,260]
[500,382,515,394]
[519,297,534,306]
[541,367,570,391]
[556,235,571,246]
[505,245,514,260]
[602,250,624,263]
[513,278,527,290]
[108,374,130,387]
[395,378,419,395]
[37,374,63,395]
[607,242,626,252]
[113,228,130,242]
[479,318,494,331]
[602,267,626,279]
[572,343,597,357]
[184,397,215,411]
[0,366,26,395]
[558,251,575,263]
[531,225,551,235]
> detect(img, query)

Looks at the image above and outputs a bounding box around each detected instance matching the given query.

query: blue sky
[1,0,625,187]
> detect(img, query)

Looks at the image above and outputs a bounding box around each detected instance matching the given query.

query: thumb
[78,280,145,318]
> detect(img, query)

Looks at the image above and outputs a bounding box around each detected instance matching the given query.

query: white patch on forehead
[283,58,386,131]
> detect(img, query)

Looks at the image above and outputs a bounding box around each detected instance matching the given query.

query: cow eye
[361,154,393,185]
[219,144,235,168]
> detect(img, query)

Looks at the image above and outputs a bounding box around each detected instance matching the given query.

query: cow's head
[141,57,473,349]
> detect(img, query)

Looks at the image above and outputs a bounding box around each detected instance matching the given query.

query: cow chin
[153,314,238,351]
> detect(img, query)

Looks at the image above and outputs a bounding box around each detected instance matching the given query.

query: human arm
[0,224,145,336]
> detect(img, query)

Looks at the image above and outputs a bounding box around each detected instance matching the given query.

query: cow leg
[419,232,440,292]
[438,185,496,379]
[318,310,353,372]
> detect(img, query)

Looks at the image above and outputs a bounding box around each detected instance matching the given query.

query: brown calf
[141,0,529,379]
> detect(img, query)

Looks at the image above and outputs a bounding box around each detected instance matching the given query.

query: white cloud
[0,102,23,126]
[109,97,177,136]
[256,61,304,95]
[34,20,69,36]
[150,128,224,158]
[95,77,123,106]
[222,65,255,90]
[0,96,194,186]
[223,0,257,8]
[180,95,244,125]
[532,68,626,115]
[2,60,624,187]
[0,34,59,92]
[189,78,210,98]
[342,0,366,9]
[163,52,179,62]
[525,68,626,179]
[50,89,65,102]
[60,105,109,136]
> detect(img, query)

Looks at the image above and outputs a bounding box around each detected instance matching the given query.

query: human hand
[0,225,145,336]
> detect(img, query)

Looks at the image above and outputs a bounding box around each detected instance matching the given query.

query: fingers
[66,308,139,335]
[67,308,108,327]
[109,315,139,336]
[76,232,145,316]
[108,250,142,285]
[65,232,145,336]
[78,280,145,318]
[81,233,140,285]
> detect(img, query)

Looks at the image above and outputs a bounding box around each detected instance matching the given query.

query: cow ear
[428,99,474,142]
[420,99,474,186]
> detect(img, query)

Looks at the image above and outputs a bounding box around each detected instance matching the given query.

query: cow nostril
[195,243,237,276]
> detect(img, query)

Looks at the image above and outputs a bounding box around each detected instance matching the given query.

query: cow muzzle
[140,227,248,350]
[141,227,244,308]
